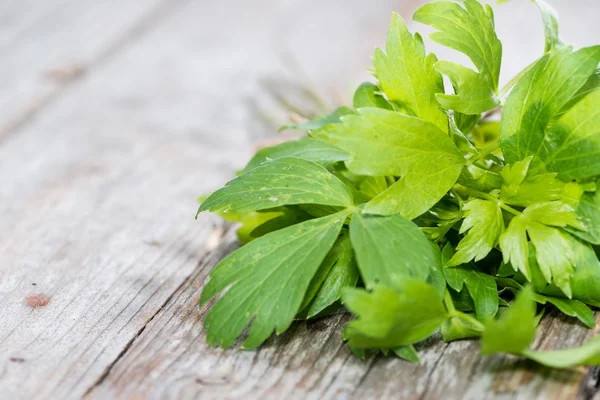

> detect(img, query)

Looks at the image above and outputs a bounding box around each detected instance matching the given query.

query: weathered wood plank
[0,0,174,140]
[0,0,415,398]
[81,1,600,399]
[2,0,600,399]
[84,231,599,400]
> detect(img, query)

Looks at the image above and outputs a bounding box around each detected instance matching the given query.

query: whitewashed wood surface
[1,1,600,399]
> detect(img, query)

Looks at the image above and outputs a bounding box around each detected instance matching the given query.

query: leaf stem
[468,140,501,163]
[455,185,521,216]
[449,310,486,333]
[444,289,457,314]
[444,289,485,333]
[498,58,538,99]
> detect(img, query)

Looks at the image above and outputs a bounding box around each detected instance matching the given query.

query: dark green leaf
[444,267,499,320]
[301,231,359,318]
[572,184,600,245]
[200,211,348,348]
[243,138,349,171]
[198,157,353,214]
[350,212,437,288]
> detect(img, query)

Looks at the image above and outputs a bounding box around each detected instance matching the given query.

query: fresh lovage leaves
[414,0,502,115]
[196,0,600,370]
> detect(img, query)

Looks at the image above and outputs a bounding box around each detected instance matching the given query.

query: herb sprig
[197,0,600,367]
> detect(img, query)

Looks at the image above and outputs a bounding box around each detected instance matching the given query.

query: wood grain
[0,0,175,141]
[84,231,600,400]
[2,0,600,399]
[0,0,417,398]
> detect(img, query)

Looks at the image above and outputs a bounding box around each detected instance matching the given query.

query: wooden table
[2,0,600,398]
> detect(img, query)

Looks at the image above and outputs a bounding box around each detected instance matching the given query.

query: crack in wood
[81,223,231,397]
[578,367,600,400]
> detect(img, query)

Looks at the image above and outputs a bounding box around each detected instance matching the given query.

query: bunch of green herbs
[196,0,600,368]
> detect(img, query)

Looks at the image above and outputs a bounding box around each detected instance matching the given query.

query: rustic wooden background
[2,0,600,399]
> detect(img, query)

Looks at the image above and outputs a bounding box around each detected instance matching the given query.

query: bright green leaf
[414,0,502,114]
[342,281,448,349]
[373,12,447,130]
[313,108,464,218]
[481,286,537,355]
[522,335,600,368]
[533,0,563,53]
[538,89,600,180]
[500,46,600,166]
[448,199,504,266]
[393,345,421,364]
[353,82,393,110]
[441,317,482,342]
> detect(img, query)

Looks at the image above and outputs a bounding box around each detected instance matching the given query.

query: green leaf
[572,184,600,245]
[350,212,437,288]
[301,231,359,318]
[393,345,420,364]
[342,281,448,349]
[414,0,502,114]
[447,199,504,266]
[499,215,531,280]
[313,108,464,218]
[243,138,349,171]
[207,209,283,244]
[373,12,447,130]
[535,295,594,328]
[248,207,311,240]
[500,157,576,207]
[434,61,500,115]
[522,335,600,368]
[537,88,600,180]
[533,0,563,53]
[559,68,600,116]
[522,201,584,230]
[353,82,393,110]
[455,112,481,135]
[200,211,348,349]
[442,243,498,321]
[542,237,600,308]
[500,46,600,166]
[441,317,482,342]
[500,201,583,293]
[358,176,390,200]
[481,286,537,355]
[279,106,354,132]
[444,267,499,320]
[198,157,353,214]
